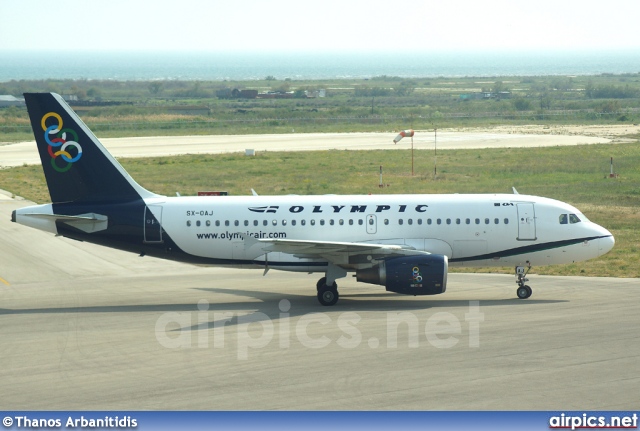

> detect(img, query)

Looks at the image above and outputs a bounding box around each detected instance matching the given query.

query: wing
[256,238,430,267]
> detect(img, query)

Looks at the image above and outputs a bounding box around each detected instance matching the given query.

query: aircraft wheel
[517,285,532,299]
[316,277,337,291]
[317,285,339,306]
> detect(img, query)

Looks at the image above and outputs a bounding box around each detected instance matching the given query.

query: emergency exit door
[366,214,377,234]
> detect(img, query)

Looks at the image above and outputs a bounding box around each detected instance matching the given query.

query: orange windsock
[393,129,414,143]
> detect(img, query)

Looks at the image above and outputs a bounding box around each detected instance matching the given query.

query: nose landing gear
[515,264,533,299]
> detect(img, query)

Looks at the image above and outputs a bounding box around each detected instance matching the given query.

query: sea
[2,49,640,81]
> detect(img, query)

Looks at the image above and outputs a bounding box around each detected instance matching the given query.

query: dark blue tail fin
[24,93,157,204]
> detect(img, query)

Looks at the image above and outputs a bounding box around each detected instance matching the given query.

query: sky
[1,0,640,53]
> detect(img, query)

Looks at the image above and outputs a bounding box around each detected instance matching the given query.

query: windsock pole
[608,157,619,178]
[411,133,414,176]
[393,129,415,176]
[434,128,437,179]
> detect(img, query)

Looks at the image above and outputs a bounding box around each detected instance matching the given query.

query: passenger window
[330,220,335,225]
[466,218,470,225]
[206,220,211,227]
[282,220,287,226]
[418,219,422,225]
[301,220,306,226]
[427,219,432,225]
[399,219,403,225]
[437,219,442,225]
[225,220,230,227]
[244,220,249,226]
[320,219,325,226]
[339,219,344,225]
[446,218,451,225]
[485,218,490,225]
[369,218,374,225]
[358,219,364,225]
[272,220,277,226]
[494,218,499,224]
[569,214,581,224]
[196,220,201,227]
[263,220,268,226]
[349,220,354,225]
[311,220,316,226]
[408,219,413,225]
[234,220,239,226]
[253,220,258,226]
[216,220,220,227]
[384,219,389,225]
[187,220,191,227]
[504,218,509,225]
[456,218,461,225]
[559,214,568,225]
[475,218,480,224]
[292,220,296,226]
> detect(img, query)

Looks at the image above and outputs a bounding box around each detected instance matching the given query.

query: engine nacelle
[356,254,448,295]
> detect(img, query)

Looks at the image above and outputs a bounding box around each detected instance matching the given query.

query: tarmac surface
[0,194,638,410]
[0,131,610,168]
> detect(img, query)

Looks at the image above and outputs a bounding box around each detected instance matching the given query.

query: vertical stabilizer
[24,93,158,203]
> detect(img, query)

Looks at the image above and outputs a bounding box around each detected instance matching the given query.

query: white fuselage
[141,193,614,272]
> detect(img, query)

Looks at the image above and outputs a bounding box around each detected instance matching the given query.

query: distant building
[0,95,25,108]
[305,89,326,98]
[216,88,233,99]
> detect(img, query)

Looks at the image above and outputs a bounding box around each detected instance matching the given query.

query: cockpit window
[560,213,582,224]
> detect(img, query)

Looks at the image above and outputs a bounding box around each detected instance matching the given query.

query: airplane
[12,93,615,306]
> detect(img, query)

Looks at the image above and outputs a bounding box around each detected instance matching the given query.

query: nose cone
[598,233,615,256]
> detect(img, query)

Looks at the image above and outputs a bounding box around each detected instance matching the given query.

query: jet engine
[356,255,448,295]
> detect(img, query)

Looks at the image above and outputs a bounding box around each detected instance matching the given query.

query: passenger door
[517,203,536,241]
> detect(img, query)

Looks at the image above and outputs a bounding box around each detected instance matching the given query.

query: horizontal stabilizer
[20,212,108,233]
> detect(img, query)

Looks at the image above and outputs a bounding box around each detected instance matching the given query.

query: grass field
[0,142,637,278]
[2,73,640,142]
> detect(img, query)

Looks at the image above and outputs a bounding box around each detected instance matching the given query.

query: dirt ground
[450,124,640,141]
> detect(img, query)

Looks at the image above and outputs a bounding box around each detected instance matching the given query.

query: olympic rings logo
[412,266,423,283]
[41,112,83,173]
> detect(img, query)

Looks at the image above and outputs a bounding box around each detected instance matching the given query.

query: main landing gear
[316,277,339,306]
[316,263,347,306]
[515,264,533,299]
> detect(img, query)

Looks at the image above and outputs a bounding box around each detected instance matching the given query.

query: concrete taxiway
[0,195,638,410]
[0,131,611,168]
